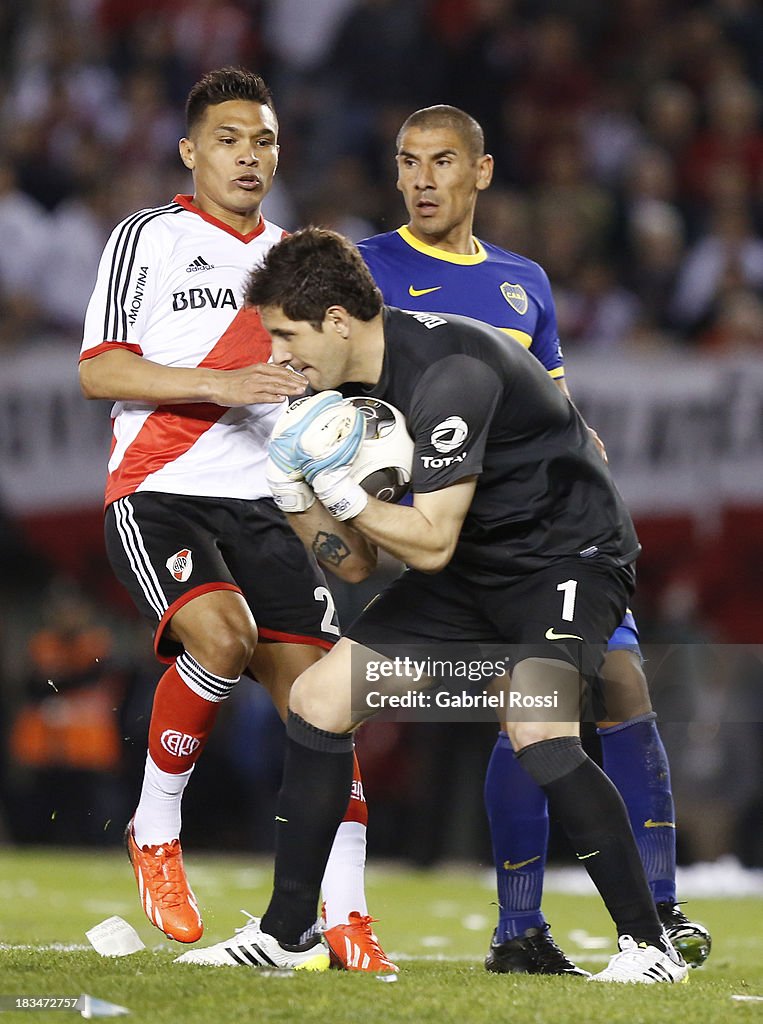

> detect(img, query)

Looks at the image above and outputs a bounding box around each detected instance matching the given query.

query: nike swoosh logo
[644,819,676,829]
[408,285,442,297]
[275,816,289,823]
[576,850,600,860]
[503,855,541,871]
[545,628,584,641]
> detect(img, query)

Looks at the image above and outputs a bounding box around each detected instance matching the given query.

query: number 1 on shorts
[557,579,578,621]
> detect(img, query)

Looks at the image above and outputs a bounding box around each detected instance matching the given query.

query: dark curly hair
[185,66,276,135]
[245,228,383,329]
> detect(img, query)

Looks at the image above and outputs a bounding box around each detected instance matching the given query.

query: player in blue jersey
[357,105,710,974]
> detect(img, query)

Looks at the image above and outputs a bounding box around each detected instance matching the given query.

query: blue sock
[598,713,677,904]
[484,731,548,941]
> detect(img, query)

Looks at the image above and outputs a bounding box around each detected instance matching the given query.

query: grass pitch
[0,848,761,1023]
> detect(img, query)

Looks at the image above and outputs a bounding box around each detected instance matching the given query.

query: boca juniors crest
[500,282,529,315]
[166,548,193,582]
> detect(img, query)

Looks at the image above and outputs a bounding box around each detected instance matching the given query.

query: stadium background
[0,0,761,874]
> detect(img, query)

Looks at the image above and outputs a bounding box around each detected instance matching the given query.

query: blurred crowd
[1,0,763,353]
[1,0,763,861]
[2,538,762,869]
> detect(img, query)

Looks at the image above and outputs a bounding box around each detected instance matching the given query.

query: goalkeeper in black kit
[179,227,689,985]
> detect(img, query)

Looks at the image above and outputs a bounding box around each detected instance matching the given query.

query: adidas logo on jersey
[186,256,215,273]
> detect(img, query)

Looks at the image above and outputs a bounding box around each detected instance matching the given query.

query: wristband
[313,469,369,521]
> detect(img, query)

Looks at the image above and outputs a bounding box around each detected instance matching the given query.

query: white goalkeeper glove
[267,390,366,519]
[269,391,365,481]
[266,457,315,513]
[299,400,367,520]
[311,465,368,521]
[298,403,364,483]
[269,391,348,479]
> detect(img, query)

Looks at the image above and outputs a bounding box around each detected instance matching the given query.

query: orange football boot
[324,912,398,972]
[124,820,203,943]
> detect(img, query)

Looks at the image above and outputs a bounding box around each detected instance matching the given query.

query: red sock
[148,663,222,774]
[342,750,368,826]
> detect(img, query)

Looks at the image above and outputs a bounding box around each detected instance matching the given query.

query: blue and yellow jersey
[357,225,565,380]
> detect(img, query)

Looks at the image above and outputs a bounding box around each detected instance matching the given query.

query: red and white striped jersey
[80,195,287,507]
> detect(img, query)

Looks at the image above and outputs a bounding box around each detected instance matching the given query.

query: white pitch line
[388,953,483,962]
[0,943,616,965]
[0,943,91,951]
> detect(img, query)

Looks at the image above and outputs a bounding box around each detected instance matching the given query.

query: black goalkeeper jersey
[341,306,640,582]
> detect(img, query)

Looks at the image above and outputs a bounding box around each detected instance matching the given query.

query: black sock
[517,737,663,945]
[260,711,354,945]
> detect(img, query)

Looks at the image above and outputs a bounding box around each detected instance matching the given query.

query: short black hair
[245,228,383,328]
[185,66,276,135]
[396,105,485,160]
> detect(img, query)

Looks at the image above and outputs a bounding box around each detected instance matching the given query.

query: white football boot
[589,933,689,984]
[174,913,329,971]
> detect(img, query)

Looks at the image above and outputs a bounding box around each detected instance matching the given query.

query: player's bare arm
[351,477,476,573]
[79,347,306,406]
[283,501,379,583]
[553,377,571,400]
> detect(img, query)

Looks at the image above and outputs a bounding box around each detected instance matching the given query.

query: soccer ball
[345,397,414,502]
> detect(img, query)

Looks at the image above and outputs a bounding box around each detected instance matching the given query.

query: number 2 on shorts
[314,585,341,636]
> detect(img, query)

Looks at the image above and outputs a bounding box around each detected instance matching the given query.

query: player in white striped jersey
[79,67,395,972]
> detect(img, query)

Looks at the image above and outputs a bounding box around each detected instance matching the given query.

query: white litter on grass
[390,952,481,962]
[505,856,763,898]
[375,974,398,983]
[231,868,268,889]
[77,994,130,1018]
[731,995,763,1003]
[568,929,611,950]
[674,857,763,897]
[429,901,460,917]
[564,953,611,964]
[460,914,488,931]
[86,917,145,957]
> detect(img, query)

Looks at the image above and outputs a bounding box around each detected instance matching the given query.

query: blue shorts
[607,608,640,654]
